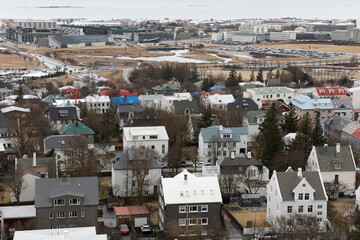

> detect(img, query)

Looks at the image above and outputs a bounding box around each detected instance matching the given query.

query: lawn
[230,210,268,228]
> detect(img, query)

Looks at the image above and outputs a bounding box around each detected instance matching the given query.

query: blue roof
[112,96,140,109]
[200,125,248,142]
[210,85,226,91]
[291,94,333,110]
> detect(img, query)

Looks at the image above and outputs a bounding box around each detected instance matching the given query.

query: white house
[267,168,328,226]
[243,87,295,108]
[11,170,40,203]
[202,94,234,110]
[138,94,164,109]
[153,93,192,112]
[243,111,266,142]
[123,126,169,159]
[84,94,111,113]
[111,148,162,197]
[306,144,356,196]
[347,86,360,109]
[198,125,248,163]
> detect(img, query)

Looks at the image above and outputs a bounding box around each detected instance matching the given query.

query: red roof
[355,109,360,113]
[99,89,118,96]
[114,206,149,216]
[316,86,348,96]
[352,128,360,139]
[120,89,138,97]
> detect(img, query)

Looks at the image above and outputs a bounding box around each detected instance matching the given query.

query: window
[193,190,197,195]
[180,191,184,197]
[302,184,306,187]
[144,180,149,186]
[201,218,208,225]
[334,163,341,169]
[208,144,211,148]
[201,205,208,212]
[201,190,205,195]
[142,136,145,139]
[162,144,165,154]
[179,206,186,213]
[56,212,65,219]
[144,170,149,175]
[298,193,303,200]
[189,218,197,225]
[317,218,322,222]
[179,219,186,226]
[201,230,208,236]
[287,206,292,213]
[189,206,198,212]
[69,198,80,205]
[49,212,53,219]
[210,190,214,195]
[305,193,309,200]
[151,145,155,149]
[69,211,78,218]
[308,205,313,213]
[222,134,231,138]
[81,211,85,217]
[144,191,149,195]
[317,211,322,216]
[150,135,158,139]
[318,205,322,209]
[54,199,65,206]
[298,205,303,213]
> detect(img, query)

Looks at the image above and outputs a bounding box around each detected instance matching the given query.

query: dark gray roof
[173,100,199,114]
[244,111,266,125]
[227,98,258,111]
[324,114,351,131]
[266,78,282,87]
[16,156,55,168]
[51,35,108,45]
[131,118,157,127]
[218,154,263,167]
[42,94,64,104]
[44,135,89,151]
[117,105,143,118]
[276,171,327,201]
[331,99,354,110]
[0,112,9,130]
[48,107,78,121]
[0,88,13,93]
[112,148,162,170]
[35,177,99,208]
[315,145,356,172]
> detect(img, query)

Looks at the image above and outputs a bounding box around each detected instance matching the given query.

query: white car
[192,162,204,168]
[140,224,151,233]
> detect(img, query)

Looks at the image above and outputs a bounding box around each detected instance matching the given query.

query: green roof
[59,122,95,135]
[152,83,180,91]
[242,84,257,90]
[252,87,293,95]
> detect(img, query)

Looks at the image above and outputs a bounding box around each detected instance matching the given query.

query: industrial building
[38,35,109,48]
[270,31,297,41]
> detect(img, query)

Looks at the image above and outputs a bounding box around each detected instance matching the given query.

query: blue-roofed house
[112,96,140,109]
[291,94,334,121]
[198,125,248,164]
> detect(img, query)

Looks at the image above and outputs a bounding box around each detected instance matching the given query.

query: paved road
[224,214,247,240]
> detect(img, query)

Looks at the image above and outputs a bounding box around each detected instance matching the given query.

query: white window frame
[189,206,198,213]
[69,198,80,205]
[201,218,208,225]
[201,205,208,212]
[49,212,53,219]
[179,206,186,213]
[56,212,65,219]
[69,211,78,218]
[81,211,85,217]
[54,199,65,206]
[179,219,186,226]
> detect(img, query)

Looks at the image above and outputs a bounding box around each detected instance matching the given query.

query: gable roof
[316,86,347,96]
[314,145,356,172]
[0,205,35,219]
[227,98,258,111]
[1,106,31,114]
[200,125,248,142]
[35,177,99,208]
[42,94,64,104]
[291,94,333,110]
[324,114,351,131]
[16,156,55,169]
[48,107,78,121]
[117,105,143,118]
[244,111,266,125]
[112,149,161,170]
[331,98,353,110]
[161,170,222,205]
[218,154,263,168]
[275,170,327,201]
[207,94,234,105]
[59,122,95,135]
[131,118,157,127]
[173,100,199,114]
[44,135,89,151]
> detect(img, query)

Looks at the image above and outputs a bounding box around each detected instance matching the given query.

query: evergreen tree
[292,112,313,156]
[256,69,264,83]
[267,69,273,79]
[163,63,173,80]
[257,103,283,168]
[201,78,214,92]
[191,66,198,81]
[197,105,214,129]
[281,103,299,134]
[225,70,238,87]
[275,69,281,78]
[237,72,243,82]
[249,71,255,82]
[311,111,326,146]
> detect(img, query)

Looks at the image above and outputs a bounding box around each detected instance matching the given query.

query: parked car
[141,224,151,233]
[119,224,129,235]
[160,163,167,169]
[193,161,204,168]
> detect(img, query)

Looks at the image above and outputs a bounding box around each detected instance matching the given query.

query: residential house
[218,152,269,196]
[14,227,106,240]
[266,168,328,225]
[341,121,360,149]
[173,100,199,115]
[55,100,81,119]
[227,98,258,111]
[112,206,150,228]
[112,96,140,109]
[159,170,223,237]
[291,94,334,120]
[202,94,235,110]
[331,98,354,120]
[59,122,95,143]
[15,152,57,178]
[313,86,348,99]
[35,177,99,229]
[111,148,162,197]
[123,126,169,159]
[153,93,192,112]
[243,111,266,141]
[152,81,181,95]
[0,111,14,153]
[324,114,351,143]
[41,94,65,106]
[48,107,78,131]
[198,125,248,163]
[348,86,360,109]
[11,168,40,203]
[138,94,164,109]
[84,94,111,114]
[306,144,356,196]
[116,105,143,129]
[243,87,295,109]
[0,88,14,100]
[0,205,36,233]
[188,114,219,141]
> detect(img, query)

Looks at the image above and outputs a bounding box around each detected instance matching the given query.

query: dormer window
[222,134,231,138]
[334,163,341,169]
[150,135,158,139]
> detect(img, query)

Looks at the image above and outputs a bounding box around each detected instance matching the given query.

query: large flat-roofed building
[39,35,109,48]
[270,31,297,41]
[8,20,57,29]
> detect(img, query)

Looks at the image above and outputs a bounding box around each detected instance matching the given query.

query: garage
[118,218,130,225]
[134,217,147,227]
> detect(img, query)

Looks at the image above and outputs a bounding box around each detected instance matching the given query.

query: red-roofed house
[313,86,348,99]
[120,89,138,97]
[113,206,150,227]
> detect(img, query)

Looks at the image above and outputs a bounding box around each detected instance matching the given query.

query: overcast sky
[1,0,359,20]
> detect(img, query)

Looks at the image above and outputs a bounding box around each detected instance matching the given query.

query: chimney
[297,168,302,178]
[63,230,70,240]
[247,152,252,159]
[230,152,235,159]
[219,125,223,131]
[32,152,36,167]
[336,143,340,153]
[184,174,188,184]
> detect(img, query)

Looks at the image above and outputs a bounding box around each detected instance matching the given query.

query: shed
[113,206,150,228]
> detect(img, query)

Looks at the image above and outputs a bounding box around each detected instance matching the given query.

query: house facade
[35,177,99,229]
[159,170,223,237]
[291,94,334,120]
[243,111,266,142]
[84,94,111,114]
[243,87,295,109]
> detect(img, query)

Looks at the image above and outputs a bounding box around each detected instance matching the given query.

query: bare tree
[208,136,221,164]
[9,120,36,158]
[7,169,27,204]
[238,166,264,194]
[219,174,237,196]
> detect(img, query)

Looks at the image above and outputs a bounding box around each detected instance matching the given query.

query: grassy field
[230,210,268,228]
[329,198,356,217]
[0,52,43,69]
[258,43,360,53]
[98,70,124,81]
